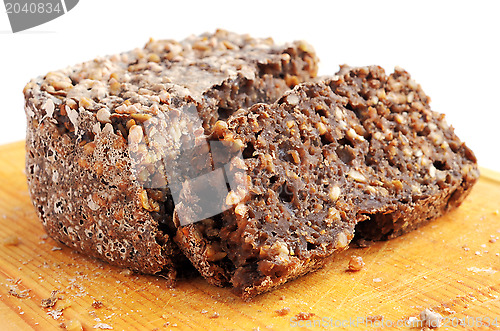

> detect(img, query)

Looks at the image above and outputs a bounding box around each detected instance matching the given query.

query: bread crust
[174,66,479,299]
[24,30,318,280]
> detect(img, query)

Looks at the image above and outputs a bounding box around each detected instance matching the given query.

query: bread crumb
[419,308,443,328]
[366,315,383,322]
[162,321,177,327]
[348,256,365,271]
[2,236,20,246]
[93,323,113,329]
[275,307,290,316]
[8,288,29,298]
[41,290,59,308]
[295,312,315,320]
[407,316,419,327]
[6,278,22,284]
[210,312,220,319]
[47,309,63,320]
[443,307,456,314]
[467,267,497,274]
[92,300,104,309]
[373,278,382,283]
[120,269,133,276]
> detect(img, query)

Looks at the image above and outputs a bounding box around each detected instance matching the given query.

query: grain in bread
[23,30,318,280]
[174,66,479,299]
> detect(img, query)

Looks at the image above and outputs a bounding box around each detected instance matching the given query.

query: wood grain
[0,141,499,330]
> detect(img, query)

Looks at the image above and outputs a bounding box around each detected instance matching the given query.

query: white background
[1,0,499,171]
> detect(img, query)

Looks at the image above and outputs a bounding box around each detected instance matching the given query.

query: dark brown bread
[24,28,478,299]
[329,66,479,242]
[23,30,318,280]
[174,65,479,299]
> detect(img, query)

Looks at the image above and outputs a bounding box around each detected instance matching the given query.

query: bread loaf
[23,30,318,281]
[174,65,479,299]
[24,30,477,299]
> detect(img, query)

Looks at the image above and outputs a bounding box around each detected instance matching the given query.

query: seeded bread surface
[174,66,479,299]
[23,30,318,280]
[24,30,478,298]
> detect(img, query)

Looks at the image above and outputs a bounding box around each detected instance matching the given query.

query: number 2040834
[5,2,62,14]
[441,316,499,328]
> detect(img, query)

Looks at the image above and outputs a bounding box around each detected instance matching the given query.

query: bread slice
[174,65,479,299]
[23,30,318,280]
[329,65,479,242]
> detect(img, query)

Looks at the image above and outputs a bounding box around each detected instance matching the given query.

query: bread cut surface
[23,30,318,280]
[174,65,479,299]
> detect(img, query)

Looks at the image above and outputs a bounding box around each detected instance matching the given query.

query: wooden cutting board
[0,141,499,331]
